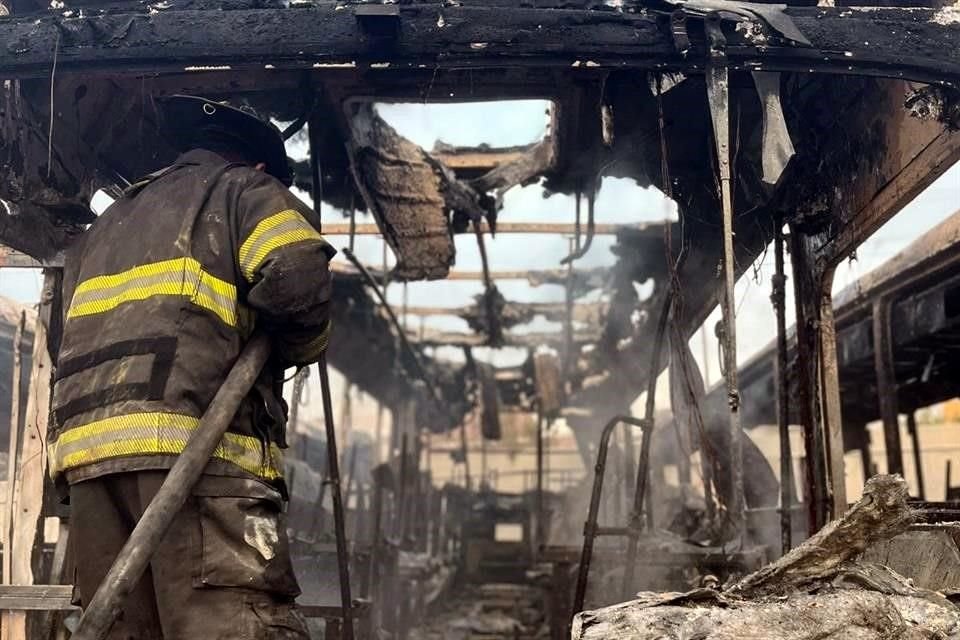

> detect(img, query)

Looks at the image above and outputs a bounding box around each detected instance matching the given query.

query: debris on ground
[573,475,960,640]
[409,583,549,640]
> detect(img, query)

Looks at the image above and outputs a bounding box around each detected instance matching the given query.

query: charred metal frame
[4,0,960,631]
[324,221,636,236]
[723,208,960,527]
[705,18,745,537]
[571,414,651,616]
[773,224,793,554]
[0,7,958,85]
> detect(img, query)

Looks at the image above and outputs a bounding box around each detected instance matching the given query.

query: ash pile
[573,475,960,640]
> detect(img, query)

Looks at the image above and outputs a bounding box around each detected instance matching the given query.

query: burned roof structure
[3,0,960,532]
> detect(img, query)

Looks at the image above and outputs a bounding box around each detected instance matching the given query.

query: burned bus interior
[3,0,960,638]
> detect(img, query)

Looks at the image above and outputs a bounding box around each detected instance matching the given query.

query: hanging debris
[346,101,495,281]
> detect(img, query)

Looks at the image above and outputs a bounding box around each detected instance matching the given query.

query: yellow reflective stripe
[49,412,283,481]
[73,257,192,294]
[239,209,324,282]
[67,257,237,326]
[55,411,197,446]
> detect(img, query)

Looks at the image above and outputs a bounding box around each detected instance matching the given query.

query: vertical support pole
[789,229,829,534]
[313,449,330,541]
[480,431,488,489]
[374,403,384,465]
[3,270,58,640]
[907,411,925,500]
[348,202,357,253]
[459,416,472,491]
[948,460,954,500]
[700,326,712,388]
[622,424,636,529]
[2,311,26,588]
[817,273,847,519]
[873,298,904,477]
[536,410,545,552]
[564,237,575,380]
[772,225,792,555]
[424,429,433,497]
[705,29,745,536]
[343,446,360,537]
[338,383,352,468]
[396,433,409,541]
[317,354,354,640]
[364,471,384,614]
[355,481,367,549]
[857,425,873,481]
[308,106,324,217]
[389,405,400,460]
[411,433,424,549]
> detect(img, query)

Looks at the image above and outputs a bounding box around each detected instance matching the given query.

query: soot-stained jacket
[48,149,335,492]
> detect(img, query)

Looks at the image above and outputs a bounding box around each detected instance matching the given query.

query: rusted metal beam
[444,270,572,282]
[410,329,597,348]
[402,301,601,319]
[322,222,662,236]
[432,148,527,171]
[331,261,609,285]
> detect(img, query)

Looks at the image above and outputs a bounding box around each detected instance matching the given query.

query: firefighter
[48,95,333,639]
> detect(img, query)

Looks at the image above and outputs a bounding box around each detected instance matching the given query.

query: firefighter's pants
[68,471,310,640]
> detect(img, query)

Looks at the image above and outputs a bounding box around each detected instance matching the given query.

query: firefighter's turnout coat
[48,149,334,491]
